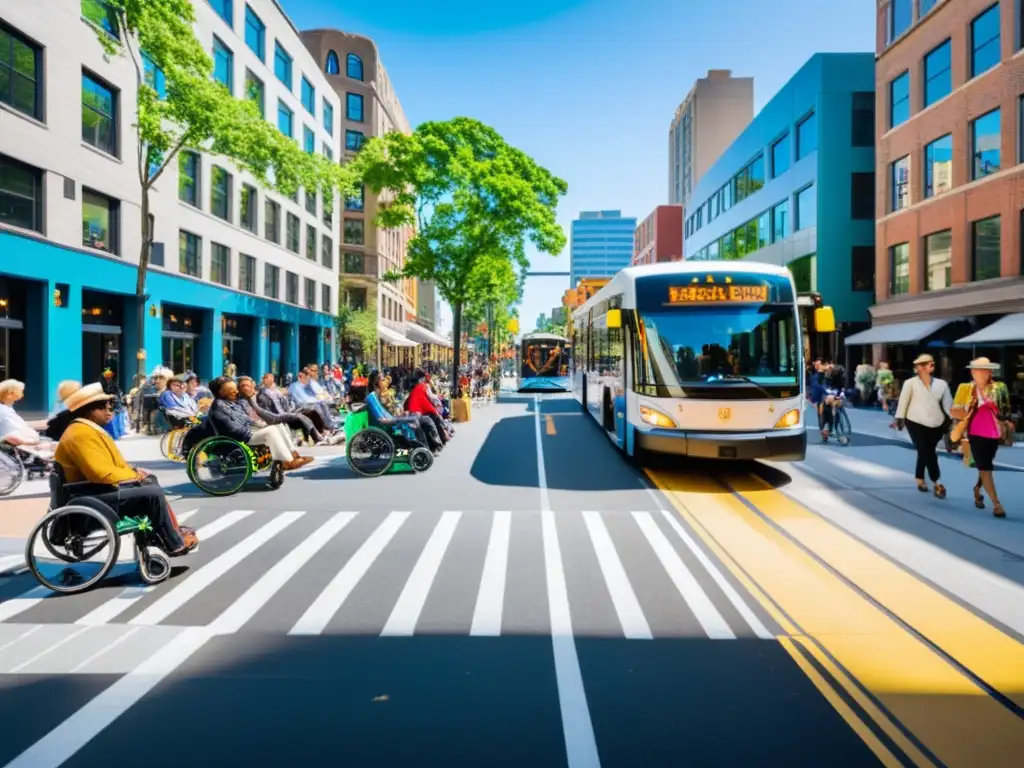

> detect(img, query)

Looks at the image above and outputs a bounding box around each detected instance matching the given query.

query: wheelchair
[185,435,285,496]
[159,415,202,463]
[0,441,53,497]
[344,407,435,477]
[23,466,173,594]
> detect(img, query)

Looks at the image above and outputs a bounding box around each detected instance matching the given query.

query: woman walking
[893,353,952,498]
[952,358,1012,518]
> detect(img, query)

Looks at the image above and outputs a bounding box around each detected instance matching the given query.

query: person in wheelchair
[250,374,330,445]
[367,371,443,453]
[158,375,200,428]
[49,383,198,556]
[0,378,57,461]
[405,369,448,448]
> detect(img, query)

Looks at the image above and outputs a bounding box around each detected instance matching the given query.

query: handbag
[949,400,974,445]
[1000,419,1016,447]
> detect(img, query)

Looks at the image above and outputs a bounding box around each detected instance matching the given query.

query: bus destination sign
[667,284,769,304]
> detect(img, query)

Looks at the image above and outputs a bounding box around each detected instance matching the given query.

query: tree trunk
[451,300,462,397]
[136,188,152,382]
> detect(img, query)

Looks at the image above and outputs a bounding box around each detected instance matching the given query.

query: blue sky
[280,0,874,334]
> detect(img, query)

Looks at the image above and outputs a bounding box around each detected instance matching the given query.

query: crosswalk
[0,506,776,673]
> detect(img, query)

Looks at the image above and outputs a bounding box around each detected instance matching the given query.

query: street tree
[334,303,379,365]
[353,117,567,385]
[83,0,357,384]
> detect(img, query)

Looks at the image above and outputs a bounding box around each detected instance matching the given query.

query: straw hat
[912,353,935,366]
[966,357,1000,371]
[63,382,114,413]
[56,380,81,402]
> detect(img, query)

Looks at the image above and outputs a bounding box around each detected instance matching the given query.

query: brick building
[632,205,683,266]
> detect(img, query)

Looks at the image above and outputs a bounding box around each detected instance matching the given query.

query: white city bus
[570,261,834,462]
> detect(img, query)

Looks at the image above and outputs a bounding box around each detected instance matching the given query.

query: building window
[345,130,365,151]
[971,108,1000,179]
[924,230,952,291]
[179,151,200,206]
[921,0,938,15]
[306,224,317,260]
[891,156,910,211]
[322,284,331,313]
[851,246,875,291]
[771,200,789,241]
[347,53,363,80]
[211,242,230,286]
[321,234,334,268]
[323,197,333,226]
[301,76,315,114]
[274,42,292,89]
[889,243,910,295]
[81,188,119,254]
[264,199,280,242]
[82,72,117,156]
[346,286,367,310]
[887,0,912,43]
[924,39,952,107]
[264,263,279,299]
[972,215,1001,280]
[303,125,315,154]
[239,253,256,293]
[277,101,293,137]
[851,172,874,219]
[345,186,364,211]
[0,154,43,232]
[286,271,299,304]
[323,99,334,135]
[208,0,233,27]
[325,50,339,74]
[346,92,363,122]
[756,211,769,249]
[890,71,910,128]
[851,92,874,147]
[344,252,363,274]
[240,184,257,232]
[83,0,120,39]
[141,52,166,100]
[179,230,201,277]
[304,277,316,309]
[924,134,952,197]
[796,112,817,160]
[770,133,790,177]
[210,165,231,221]
[796,185,816,230]
[286,213,300,252]
[971,4,1001,78]
[323,143,333,161]
[1,24,42,120]
[344,218,364,244]
[244,69,264,116]
[305,189,317,215]
[212,36,233,93]
[244,5,264,60]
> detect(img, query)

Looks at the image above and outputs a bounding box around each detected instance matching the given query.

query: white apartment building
[0,0,342,409]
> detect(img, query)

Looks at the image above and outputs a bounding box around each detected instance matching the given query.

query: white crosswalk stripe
[0,507,775,670]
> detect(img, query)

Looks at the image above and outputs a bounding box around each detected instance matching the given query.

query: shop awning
[844,318,961,345]
[404,323,451,347]
[954,313,1024,345]
[378,325,416,347]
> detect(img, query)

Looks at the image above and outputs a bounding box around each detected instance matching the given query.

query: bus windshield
[521,341,567,378]
[635,304,800,397]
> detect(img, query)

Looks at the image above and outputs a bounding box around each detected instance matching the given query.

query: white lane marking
[289,511,410,635]
[210,512,357,634]
[4,625,214,768]
[128,512,303,626]
[469,510,512,636]
[0,586,49,623]
[632,512,735,640]
[0,554,24,574]
[0,624,41,654]
[69,626,143,673]
[581,511,652,640]
[381,511,461,636]
[535,395,600,768]
[76,509,253,626]
[9,626,93,673]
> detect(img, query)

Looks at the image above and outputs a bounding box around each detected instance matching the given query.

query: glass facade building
[570,210,637,287]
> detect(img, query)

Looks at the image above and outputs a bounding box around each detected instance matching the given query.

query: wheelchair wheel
[187,436,252,496]
[268,461,285,489]
[0,450,22,497]
[138,549,171,585]
[346,426,395,477]
[409,447,434,473]
[26,504,120,594]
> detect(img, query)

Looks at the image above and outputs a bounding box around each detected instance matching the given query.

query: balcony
[342,252,378,279]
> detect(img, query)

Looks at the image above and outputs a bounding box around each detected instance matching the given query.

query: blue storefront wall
[0,230,333,411]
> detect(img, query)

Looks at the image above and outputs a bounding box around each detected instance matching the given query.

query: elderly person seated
[48,383,197,556]
[240,376,328,445]
[0,379,56,457]
[288,369,339,431]
[158,374,200,427]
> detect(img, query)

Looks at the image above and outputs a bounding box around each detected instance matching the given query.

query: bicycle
[819,393,851,446]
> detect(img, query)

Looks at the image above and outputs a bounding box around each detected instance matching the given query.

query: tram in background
[518,332,572,392]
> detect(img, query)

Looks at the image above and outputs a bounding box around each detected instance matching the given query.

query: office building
[684,53,876,354]
[0,0,341,411]
[300,28,449,363]
[851,0,1024,386]
[669,70,754,211]
[633,205,683,265]
[569,210,636,286]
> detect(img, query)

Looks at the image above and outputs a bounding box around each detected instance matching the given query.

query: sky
[279,0,874,334]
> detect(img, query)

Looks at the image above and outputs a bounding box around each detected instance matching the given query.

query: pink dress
[968,388,1000,439]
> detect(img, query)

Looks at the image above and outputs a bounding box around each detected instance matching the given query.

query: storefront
[378,324,417,367]
[221,313,253,377]
[0,277,28,386]
[161,303,205,377]
[955,313,1024,419]
[80,289,124,388]
[404,323,452,366]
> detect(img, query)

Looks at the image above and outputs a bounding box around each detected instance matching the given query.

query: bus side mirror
[814,307,836,333]
[606,309,622,329]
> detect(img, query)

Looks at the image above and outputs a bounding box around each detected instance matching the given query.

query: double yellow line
[647,467,1024,767]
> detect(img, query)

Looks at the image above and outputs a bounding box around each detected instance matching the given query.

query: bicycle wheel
[837,407,852,445]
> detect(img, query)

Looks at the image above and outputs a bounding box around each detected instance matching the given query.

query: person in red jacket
[406,370,448,447]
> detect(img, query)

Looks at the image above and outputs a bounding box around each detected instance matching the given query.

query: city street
[2,395,1024,767]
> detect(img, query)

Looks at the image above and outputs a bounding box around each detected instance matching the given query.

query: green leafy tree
[334,302,379,365]
[84,0,357,383]
[354,117,566,384]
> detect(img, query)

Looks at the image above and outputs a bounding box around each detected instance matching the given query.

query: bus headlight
[774,409,800,429]
[640,405,676,428]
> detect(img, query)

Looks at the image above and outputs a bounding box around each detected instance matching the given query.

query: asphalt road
[2,394,1024,766]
